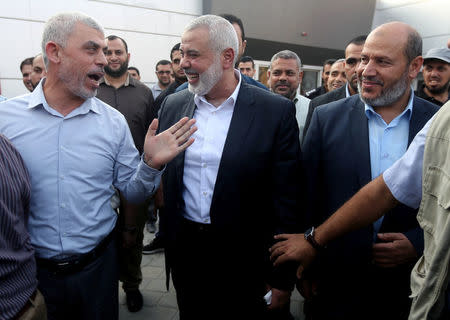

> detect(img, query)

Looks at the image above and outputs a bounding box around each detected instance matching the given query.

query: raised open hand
[144,117,197,169]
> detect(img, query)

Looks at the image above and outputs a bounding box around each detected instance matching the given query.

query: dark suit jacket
[158,81,303,290]
[303,85,347,139]
[302,94,439,318]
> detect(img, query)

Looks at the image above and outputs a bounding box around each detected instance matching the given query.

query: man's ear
[222,47,235,69]
[408,56,423,79]
[45,41,61,65]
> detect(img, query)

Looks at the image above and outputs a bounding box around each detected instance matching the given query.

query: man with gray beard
[281,22,439,320]
[157,14,302,319]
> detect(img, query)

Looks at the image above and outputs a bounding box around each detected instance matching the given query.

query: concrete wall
[0,0,201,98]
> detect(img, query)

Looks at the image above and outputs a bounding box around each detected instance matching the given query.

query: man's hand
[372,232,417,268]
[144,117,197,169]
[270,233,317,279]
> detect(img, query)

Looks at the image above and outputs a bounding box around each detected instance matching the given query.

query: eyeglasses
[157,71,171,75]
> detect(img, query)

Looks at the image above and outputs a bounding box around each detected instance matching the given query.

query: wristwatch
[304,227,326,251]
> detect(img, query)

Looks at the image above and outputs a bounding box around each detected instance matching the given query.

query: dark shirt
[306,85,327,100]
[0,134,37,319]
[415,85,449,107]
[96,75,154,153]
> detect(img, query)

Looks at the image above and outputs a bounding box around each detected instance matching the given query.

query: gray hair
[404,29,422,63]
[269,50,302,71]
[41,12,104,68]
[184,15,239,65]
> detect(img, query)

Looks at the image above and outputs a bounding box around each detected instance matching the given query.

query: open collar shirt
[365,89,414,236]
[182,70,242,224]
[0,79,162,258]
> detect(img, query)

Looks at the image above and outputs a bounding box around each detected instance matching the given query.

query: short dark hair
[323,59,337,67]
[156,59,171,70]
[20,57,34,71]
[346,35,367,47]
[128,66,140,76]
[106,35,128,53]
[219,14,245,41]
[239,56,254,68]
[404,29,422,63]
[170,43,181,61]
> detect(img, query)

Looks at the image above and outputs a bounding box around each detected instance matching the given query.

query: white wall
[372,0,450,53]
[0,0,202,98]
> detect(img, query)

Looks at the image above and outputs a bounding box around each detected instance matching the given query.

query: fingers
[176,125,197,147]
[377,232,405,242]
[147,118,158,138]
[274,233,293,241]
[168,117,190,135]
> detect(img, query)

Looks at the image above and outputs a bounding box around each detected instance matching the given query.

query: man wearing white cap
[415,47,450,106]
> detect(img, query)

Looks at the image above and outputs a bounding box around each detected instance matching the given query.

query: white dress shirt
[293,92,310,144]
[182,70,242,224]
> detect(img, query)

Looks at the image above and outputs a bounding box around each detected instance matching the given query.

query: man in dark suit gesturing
[274,22,438,320]
[157,15,302,319]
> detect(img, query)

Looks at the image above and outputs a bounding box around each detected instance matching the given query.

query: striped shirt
[0,134,37,319]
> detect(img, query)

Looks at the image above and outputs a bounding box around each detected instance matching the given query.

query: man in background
[267,50,310,143]
[151,59,172,99]
[20,57,34,92]
[128,66,141,80]
[30,54,47,89]
[238,55,256,78]
[415,47,449,106]
[96,34,155,313]
[305,58,336,99]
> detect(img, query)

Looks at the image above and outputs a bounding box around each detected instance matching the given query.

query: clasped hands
[143,117,197,169]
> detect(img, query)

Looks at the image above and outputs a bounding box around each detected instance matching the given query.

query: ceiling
[204,0,377,51]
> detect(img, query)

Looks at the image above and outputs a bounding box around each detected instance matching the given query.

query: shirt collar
[193,69,242,108]
[100,73,132,87]
[364,86,414,121]
[27,77,101,116]
[293,91,301,104]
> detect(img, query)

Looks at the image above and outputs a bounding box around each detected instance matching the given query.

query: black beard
[426,82,450,95]
[104,60,129,78]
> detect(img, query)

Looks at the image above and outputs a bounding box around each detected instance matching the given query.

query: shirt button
[202,163,207,168]
[60,175,64,180]
[61,203,66,208]
[203,192,207,196]
[203,218,209,223]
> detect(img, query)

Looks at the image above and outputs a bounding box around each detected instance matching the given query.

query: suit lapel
[408,96,428,145]
[209,83,257,214]
[349,97,372,186]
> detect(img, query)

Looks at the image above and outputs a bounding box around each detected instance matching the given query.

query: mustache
[183,68,198,74]
[359,76,383,86]
[275,80,289,87]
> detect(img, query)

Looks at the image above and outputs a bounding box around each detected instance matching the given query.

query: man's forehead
[68,22,105,45]
[106,38,125,49]
[273,58,298,69]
